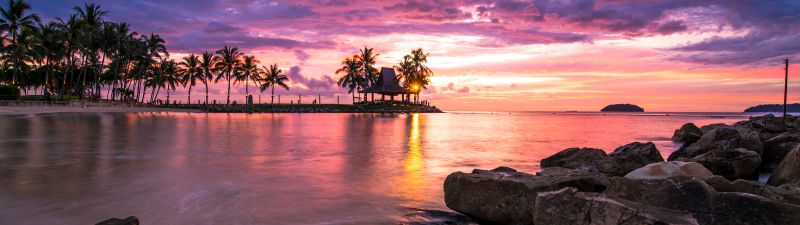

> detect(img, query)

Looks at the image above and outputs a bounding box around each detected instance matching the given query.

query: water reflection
[0,112,748,224]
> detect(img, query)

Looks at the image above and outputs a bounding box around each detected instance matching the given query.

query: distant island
[744,103,800,112]
[601,104,644,112]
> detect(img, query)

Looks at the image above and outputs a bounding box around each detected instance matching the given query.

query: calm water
[0,112,749,224]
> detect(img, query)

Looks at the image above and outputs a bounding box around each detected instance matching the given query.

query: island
[600,104,644,112]
[744,103,800,112]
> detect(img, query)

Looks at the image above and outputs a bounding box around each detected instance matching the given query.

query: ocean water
[0,112,750,224]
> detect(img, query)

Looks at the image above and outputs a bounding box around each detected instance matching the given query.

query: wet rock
[608,142,664,175]
[672,123,704,143]
[603,176,800,225]
[443,167,606,225]
[667,127,763,160]
[689,148,761,180]
[533,187,699,225]
[95,216,139,225]
[735,114,787,133]
[539,147,611,174]
[401,208,477,225]
[541,143,663,177]
[768,145,800,186]
[699,123,728,133]
[762,132,800,169]
[704,177,800,206]
[624,161,714,180]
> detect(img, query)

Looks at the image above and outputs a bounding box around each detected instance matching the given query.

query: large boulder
[608,142,665,174]
[443,167,605,225]
[96,217,139,225]
[603,177,800,225]
[762,132,800,169]
[539,147,611,174]
[541,143,663,177]
[668,127,763,160]
[768,145,800,186]
[672,123,704,143]
[699,123,728,133]
[689,148,761,180]
[734,114,787,134]
[533,187,699,225]
[703,177,800,206]
[624,161,714,180]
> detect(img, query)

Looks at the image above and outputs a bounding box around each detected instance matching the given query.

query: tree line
[0,0,432,105]
[0,0,291,105]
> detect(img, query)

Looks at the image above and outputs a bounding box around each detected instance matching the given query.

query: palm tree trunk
[204,78,209,105]
[187,85,192,105]
[271,85,275,105]
[226,72,231,105]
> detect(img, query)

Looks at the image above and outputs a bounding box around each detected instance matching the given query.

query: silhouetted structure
[784,59,789,117]
[361,67,418,103]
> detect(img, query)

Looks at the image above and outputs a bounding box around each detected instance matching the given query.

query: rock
[535,166,592,177]
[735,114,787,133]
[667,127,763,160]
[541,143,663,177]
[672,123,704,143]
[699,123,728,133]
[401,207,476,225]
[762,132,800,169]
[95,216,139,225]
[704,177,800,206]
[608,142,664,174]
[539,147,611,174]
[533,187,699,225]
[443,167,606,225]
[689,148,761,180]
[768,145,800,186]
[624,161,714,180]
[603,177,800,225]
[711,192,800,225]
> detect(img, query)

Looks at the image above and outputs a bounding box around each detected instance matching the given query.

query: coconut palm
[0,0,40,85]
[259,63,289,106]
[73,3,106,98]
[236,55,261,102]
[336,55,365,104]
[357,46,379,85]
[215,45,242,105]
[179,54,201,104]
[199,51,218,105]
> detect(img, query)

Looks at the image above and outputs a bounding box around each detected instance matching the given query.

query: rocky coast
[443,114,800,225]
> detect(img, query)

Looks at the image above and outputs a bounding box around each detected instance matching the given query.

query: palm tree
[215,45,242,105]
[357,46,379,102]
[236,55,261,103]
[179,54,201,104]
[0,0,40,85]
[259,63,289,106]
[397,48,432,102]
[336,55,365,104]
[199,51,218,105]
[73,3,106,99]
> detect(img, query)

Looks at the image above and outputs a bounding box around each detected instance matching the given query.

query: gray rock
[668,127,763,160]
[608,142,665,175]
[95,216,139,225]
[699,123,728,133]
[762,132,800,169]
[673,123,704,143]
[541,143,664,177]
[735,114,787,133]
[443,167,606,225]
[704,177,800,206]
[534,187,699,225]
[689,148,761,180]
[624,161,714,180]
[768,145,800,186]
[603,177,800,225]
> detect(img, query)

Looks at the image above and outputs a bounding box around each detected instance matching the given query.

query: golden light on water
[398,113,425,205]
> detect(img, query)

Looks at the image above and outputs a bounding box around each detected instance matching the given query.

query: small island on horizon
[600,103,645,112]
[744,103,800,113]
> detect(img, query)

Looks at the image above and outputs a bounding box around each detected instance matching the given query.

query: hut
[361,67,418,103]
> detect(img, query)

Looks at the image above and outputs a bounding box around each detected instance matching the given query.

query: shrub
[0,84,20,100]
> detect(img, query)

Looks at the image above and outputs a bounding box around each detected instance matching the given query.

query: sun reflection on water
[399,113,425,205]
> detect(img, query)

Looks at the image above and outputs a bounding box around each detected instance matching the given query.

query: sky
[27,0,800,112]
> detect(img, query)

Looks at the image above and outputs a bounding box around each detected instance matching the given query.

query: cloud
[203,21,245,33]
[285,66,340,95]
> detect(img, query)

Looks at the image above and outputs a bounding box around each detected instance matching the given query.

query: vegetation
[0,0,293,105]
[0,84,19,99]
[600,104,645,112]
[744,104,800,112]
[336,47,433,104]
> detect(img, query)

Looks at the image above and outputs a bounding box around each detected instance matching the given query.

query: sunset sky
[28,0,800,112]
